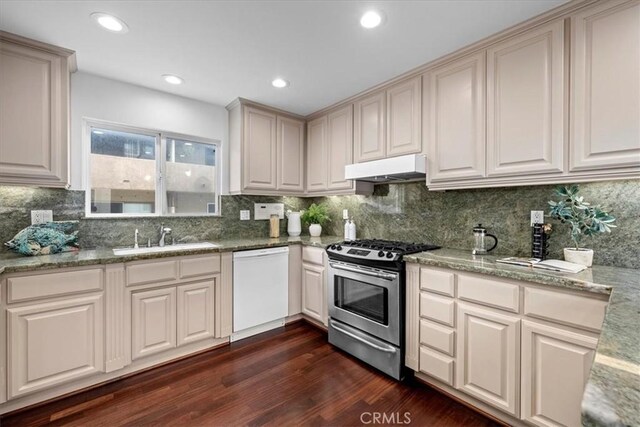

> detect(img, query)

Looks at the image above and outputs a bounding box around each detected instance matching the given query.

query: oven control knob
[330,245,337,250]
[336,245,343,251]
[386,252,394,259]
[378,251,385,257]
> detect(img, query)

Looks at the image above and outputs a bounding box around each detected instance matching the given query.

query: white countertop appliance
[232,246,289,341]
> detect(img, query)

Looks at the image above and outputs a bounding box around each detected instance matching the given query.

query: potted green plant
[548,185,616,267]
[300,203,331,237]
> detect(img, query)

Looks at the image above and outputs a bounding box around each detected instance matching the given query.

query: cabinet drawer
[179,255,221,279]
[458,273,520,313]
[420,267,455,297]
[420,319,455,356]
[302,246,324,265]
[420,292,455,327]
[419,346,454,386]
[7,268,103,303]
[524,287,607,331]
[127,259,179,286]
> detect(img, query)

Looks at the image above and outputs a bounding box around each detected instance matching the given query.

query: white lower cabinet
[177,280,216,346]
[407,264,606,426]
[521,320,598,427]
[301,263,325,323]
[131,278,218,360]
[456,302,520,417]
[131,287,177,360]
[7,294,104,399]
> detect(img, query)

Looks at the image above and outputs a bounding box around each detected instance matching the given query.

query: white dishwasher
[232,246,289,341]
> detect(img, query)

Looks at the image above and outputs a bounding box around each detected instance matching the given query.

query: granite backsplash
[0,186,306,250]
[1,180,638,268]
[312,180,640,269]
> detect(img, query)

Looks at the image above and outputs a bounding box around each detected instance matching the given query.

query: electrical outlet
[240,210,250,221]
[530,210,544,226]
[342,209,349,220]
[31,210,53,225]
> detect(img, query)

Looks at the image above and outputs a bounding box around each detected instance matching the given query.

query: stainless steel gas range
[326,239,440,380]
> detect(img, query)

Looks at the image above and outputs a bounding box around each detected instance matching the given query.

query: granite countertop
[404,249,640,427]
[0,235,344,275]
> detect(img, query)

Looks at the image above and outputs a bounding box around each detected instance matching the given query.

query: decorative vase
[309,224,322,237]
[286,211,302,237]
[563,248,594,267]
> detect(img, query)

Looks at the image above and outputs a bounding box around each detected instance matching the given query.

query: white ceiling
[0,0,567,116]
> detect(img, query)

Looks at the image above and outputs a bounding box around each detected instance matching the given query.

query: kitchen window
[85,121,220,217]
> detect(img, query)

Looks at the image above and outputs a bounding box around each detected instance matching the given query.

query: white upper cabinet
[386,76,422,157]
[228,99,306,195]
[570,0,640,172]
[486,20,566,177]
[354,77,421,163]
[327,105,354,190]
[243,106,278,191]
[354,91,387,162]
[0,32,75,188]
[425,52,486,183]
[306,116,328,192]
[277,116,305,192]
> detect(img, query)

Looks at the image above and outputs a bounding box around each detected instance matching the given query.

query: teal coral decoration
[5,222,79,256]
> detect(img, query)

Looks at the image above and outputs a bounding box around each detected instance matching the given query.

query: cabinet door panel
[277,116,305,191]
[132,287,176,360]
[306,116,328,191]
[177,280,216,346]
[327,105,354,190]
[521,321,597,427]
[354,91,386,162]
[243,107,277,190]
[0,41,68,186]
[571,0,640,171]
[302,263,325,323]
[7,294,103,398]
[456,303,520,416]
[387,77,421,157]
[425,52,486,182]
[487,20,565,177]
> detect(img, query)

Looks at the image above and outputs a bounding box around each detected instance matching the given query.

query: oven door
[328,261,400,346]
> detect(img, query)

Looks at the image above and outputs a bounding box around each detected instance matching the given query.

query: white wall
[70,72,228,192]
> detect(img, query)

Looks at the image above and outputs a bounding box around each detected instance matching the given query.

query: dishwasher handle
[233,246,289,259]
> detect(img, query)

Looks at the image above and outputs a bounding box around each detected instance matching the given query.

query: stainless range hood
[344,154,426,183]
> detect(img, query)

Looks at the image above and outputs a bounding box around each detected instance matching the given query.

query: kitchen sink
[112,242,219,256]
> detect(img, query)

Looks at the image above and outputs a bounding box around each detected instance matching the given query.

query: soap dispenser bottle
[344,219,350,241]
[348,218,356,241]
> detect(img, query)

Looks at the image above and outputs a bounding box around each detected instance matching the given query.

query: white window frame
[83,118,221,218]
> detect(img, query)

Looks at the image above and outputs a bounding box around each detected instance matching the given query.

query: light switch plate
[240,210,250,221]
[530,210,544,226]
[254,203,285,220]
[31,210,53,224]
[343,209,349,220]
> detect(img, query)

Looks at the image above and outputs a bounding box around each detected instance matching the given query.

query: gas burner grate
[341,239,440,255]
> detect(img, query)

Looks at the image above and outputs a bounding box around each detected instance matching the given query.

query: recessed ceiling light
[91,12,129,33]
[360,11,382,29]
[272,78,289,88]
[162,74,184,85]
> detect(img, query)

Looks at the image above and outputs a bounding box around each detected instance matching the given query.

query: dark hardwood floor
[1,321,500,426]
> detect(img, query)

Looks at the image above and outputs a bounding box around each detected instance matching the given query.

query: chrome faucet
[159,223,172,247]
[134,228,139,249]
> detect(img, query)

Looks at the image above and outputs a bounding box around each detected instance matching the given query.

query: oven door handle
[330,320,397,354]
[329,263,398,281]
